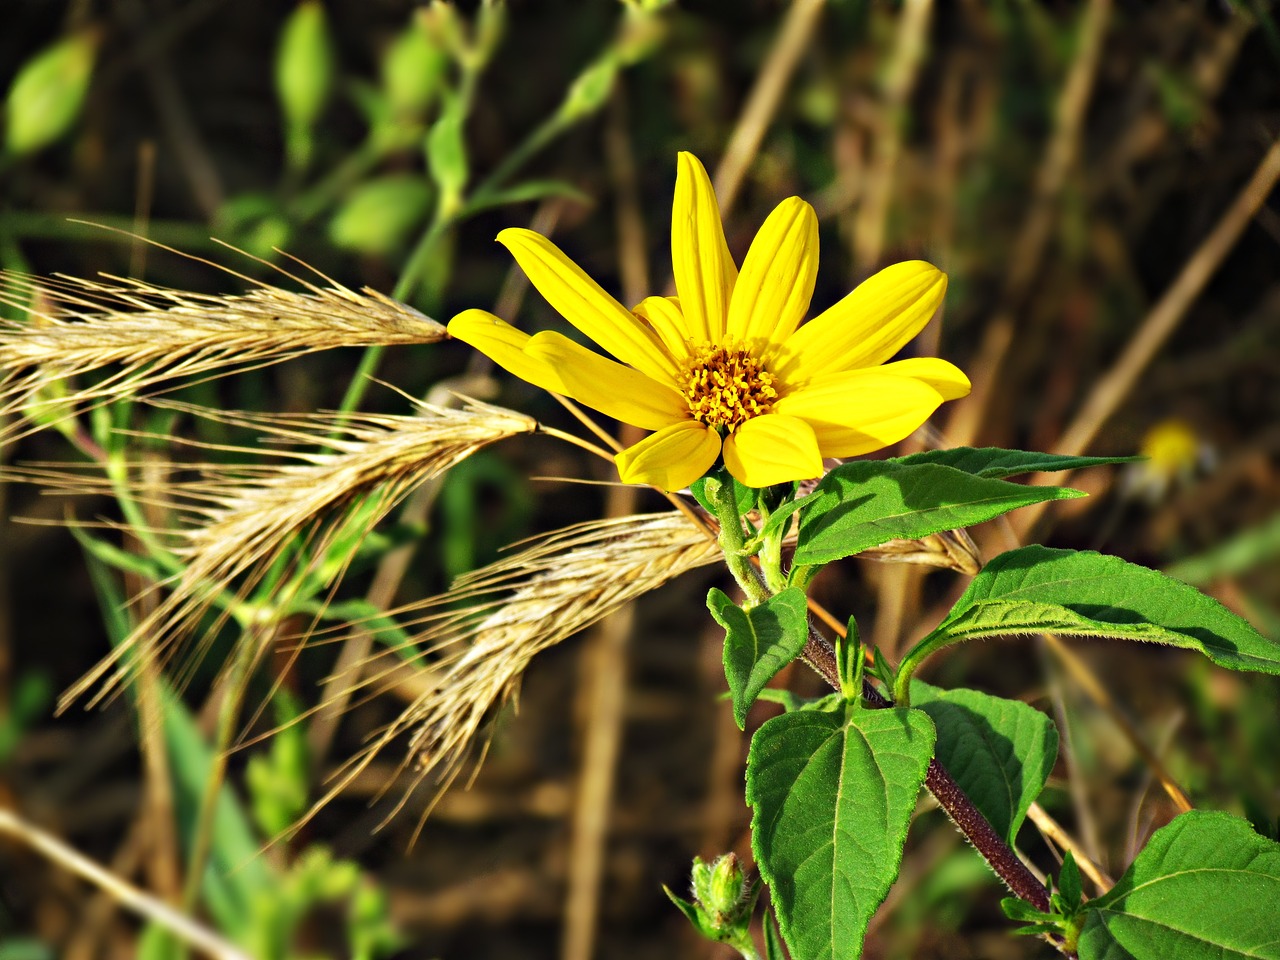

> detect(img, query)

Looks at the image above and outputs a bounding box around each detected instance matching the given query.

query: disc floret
[679,340,778,433]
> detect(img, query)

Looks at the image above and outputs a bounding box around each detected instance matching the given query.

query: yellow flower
[448,152,970,490]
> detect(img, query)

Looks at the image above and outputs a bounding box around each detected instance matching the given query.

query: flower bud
[472,0,507,69]
[382,14,448,119]
[328,174,433,256]
[5,29,99,157]
[557,55,618,125]
[706,853,747,919]
[276,1,334,168]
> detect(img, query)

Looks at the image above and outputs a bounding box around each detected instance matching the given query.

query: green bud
[276,0,334,167]
[472,0,507,68]
[421,2,468,62]
[615,3,668,66]
[690,856,715,911]
[688,853,751,933]
[621,0,677,12]
[426,94,468,218]
[4,29,99,156]
[328,174,433,256]
[706,853,747,919]
[382,14,448,119]
[557,55,617,125]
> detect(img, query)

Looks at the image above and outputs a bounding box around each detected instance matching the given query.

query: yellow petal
[615,420,721,491]
[498,227,677,384]
[726,196,819,348]
[447,309,561,392]
[879,357,971,400]
[774,370,944,458]
[671,152,737,343]
[721,414,823,488]
[633,295,692,361]
[774,261,947,382]
[524,332,687,431]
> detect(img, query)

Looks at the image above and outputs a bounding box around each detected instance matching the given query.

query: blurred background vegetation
[1,0,1278,958]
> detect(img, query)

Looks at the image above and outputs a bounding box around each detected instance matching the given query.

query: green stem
[291,138,384,224]
[467,113,567,210]
[178,630,263,915]
[708,476,767,607]
[891,627,945,706]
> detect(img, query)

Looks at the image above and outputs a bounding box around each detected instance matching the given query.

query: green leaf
[910,681,1058,845]
[5,30,98,156]
[764,910,789,960]
[465,179,592,215]
[380,19,447,118]
[1078,811,1280,960]
[893,447,1140,479]
[919,546,1280,676]
[754,688,812,713]
[275,0,334,170]
[1001,897,1056,924]
[747,696,935,960]
[793,462,1082,566]
[1165,510,1280,586]
[663,886,718,941]
[709,587,809,729]
[328,175,433,257]
[1056,851,1083,912]
[426,92,469,209]
[160,687,272,939]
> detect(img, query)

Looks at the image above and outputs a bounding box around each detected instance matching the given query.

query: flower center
[677,340,778,432]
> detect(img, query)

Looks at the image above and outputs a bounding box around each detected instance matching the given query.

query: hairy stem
[709,477,768,607]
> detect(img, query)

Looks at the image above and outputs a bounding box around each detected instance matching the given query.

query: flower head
[448,152,970,490]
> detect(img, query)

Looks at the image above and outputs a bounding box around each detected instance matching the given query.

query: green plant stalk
[793,619,1055,920]
[99,410,183,575]
[708,476,768,607]
[891,627,948,706]
[178,627,264,916]
[465,112,569,211]
[291,138,384,224]
[728,933,763,960]
[754,505,789,596]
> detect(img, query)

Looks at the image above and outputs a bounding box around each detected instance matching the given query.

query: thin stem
[0,810,251,960]
[468,114,567,210]
[178,630,264,916]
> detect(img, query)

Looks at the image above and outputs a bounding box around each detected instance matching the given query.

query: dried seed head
[0,269,444,446]
[58,397,533,708]
[305,510,721,837]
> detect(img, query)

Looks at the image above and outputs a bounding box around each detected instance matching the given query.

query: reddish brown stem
[802,629,1052,913]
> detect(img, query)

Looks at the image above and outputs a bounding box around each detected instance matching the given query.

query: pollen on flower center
[677,340,778,432]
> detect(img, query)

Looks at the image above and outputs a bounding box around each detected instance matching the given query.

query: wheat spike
[0,270,445,445]
[302,510,722,836]
[60,397,534,709]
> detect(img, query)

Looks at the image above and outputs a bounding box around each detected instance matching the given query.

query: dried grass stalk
[62,397,534,708]
[311,511,721,833]
[0,270,444,444]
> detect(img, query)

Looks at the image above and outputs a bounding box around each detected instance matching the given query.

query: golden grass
[51,397,534,709]
[0,270,445,445]
[304,510,723,838]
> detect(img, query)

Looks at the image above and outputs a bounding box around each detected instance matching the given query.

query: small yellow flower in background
[448,152,970,490]
[1127,417,1211,503]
